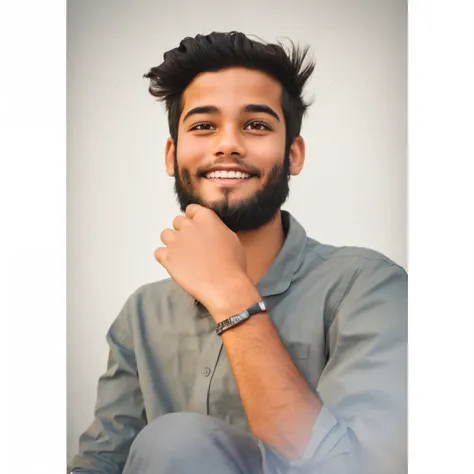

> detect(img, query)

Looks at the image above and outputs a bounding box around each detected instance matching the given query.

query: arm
[212,259,407,474]
[213,282,322,461]
[71,294,147,474]
[155,206,407,473]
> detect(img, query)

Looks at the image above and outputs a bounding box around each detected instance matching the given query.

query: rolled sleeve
[259,405,358,474]
[289,405,356,468]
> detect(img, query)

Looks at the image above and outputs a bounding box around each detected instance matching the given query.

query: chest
[134,291,329,431]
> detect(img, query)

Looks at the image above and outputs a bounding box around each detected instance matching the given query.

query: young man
[71,31,407,474]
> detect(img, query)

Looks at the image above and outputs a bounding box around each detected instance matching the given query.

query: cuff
[258,405,355,472]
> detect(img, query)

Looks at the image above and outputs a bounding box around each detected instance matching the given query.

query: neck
[236,211,285,285]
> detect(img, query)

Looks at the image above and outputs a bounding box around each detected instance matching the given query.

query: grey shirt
[72,211,407,473]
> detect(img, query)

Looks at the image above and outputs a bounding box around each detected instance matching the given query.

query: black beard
[173,152,291,232]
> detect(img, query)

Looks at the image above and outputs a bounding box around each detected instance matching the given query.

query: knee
[129,412,222,458]
[125,412,262,474]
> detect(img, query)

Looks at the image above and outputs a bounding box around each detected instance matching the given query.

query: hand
[155,204,260,320]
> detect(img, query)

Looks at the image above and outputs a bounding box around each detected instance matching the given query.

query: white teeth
[206,170,251,179]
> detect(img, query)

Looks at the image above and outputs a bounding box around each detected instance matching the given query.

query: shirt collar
[256,210,307,298]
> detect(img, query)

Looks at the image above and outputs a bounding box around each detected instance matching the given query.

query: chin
[207,194,251,208]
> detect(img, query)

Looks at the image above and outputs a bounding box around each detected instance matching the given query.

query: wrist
[207,275,262,323]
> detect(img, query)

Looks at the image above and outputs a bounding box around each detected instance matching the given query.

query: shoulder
[107,277,195,348]
[303,236,406,275]
[112,278,192,326]
[295,237,407,313]
[300,240,407,336]
[130,277,176,302]
[123,277,196,314]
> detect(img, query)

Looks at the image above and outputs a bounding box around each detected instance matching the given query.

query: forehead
[181,67,283,114]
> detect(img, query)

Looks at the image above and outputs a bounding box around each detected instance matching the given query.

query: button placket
[187,329,223,414]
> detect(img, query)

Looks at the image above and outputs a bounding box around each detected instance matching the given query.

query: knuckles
[154,247,165,263]
[172,215,186,229]
[160,229,176,245]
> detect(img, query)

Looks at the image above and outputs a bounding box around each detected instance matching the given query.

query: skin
[154,67,322,460]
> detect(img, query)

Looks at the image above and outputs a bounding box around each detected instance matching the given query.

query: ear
[165,138,176,177]
[289,136,305,176]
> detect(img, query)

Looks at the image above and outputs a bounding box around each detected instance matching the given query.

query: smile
[205,170,252,179]
[204,177,254,188]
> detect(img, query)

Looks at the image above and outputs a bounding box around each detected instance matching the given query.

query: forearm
[210,281,322,460]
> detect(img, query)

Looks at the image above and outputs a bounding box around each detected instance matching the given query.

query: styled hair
[144,31,315,149]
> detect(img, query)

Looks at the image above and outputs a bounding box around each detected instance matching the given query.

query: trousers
[122,412,288,474]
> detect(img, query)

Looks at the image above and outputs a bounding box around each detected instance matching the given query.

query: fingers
[172,215,186,230]
[154,247,167,265]
[185,204,206,220]
[160,228,175,245]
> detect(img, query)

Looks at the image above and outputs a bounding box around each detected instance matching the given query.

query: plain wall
[67,0,407,464]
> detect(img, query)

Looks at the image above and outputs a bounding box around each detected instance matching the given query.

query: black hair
[144,31,315,149]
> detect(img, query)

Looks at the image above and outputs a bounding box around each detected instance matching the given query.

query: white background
[67,0,407,465]
[2,0,474,473]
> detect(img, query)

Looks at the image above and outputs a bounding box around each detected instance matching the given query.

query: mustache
[195,157,262,178]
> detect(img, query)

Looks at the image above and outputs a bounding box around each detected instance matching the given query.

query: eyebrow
[182,104,281,122]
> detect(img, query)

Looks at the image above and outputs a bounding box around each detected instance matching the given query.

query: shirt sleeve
[71,293,147,474]
[265,258,407,474]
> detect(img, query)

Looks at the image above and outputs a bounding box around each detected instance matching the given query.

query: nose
[212,124,245,158]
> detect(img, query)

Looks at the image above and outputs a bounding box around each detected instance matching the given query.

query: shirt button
[202,367,211,377]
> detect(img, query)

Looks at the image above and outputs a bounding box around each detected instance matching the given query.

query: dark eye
[244,121,271,131]
[190,122,215,131]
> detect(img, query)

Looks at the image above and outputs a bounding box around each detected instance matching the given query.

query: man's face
[165,67,304,232]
